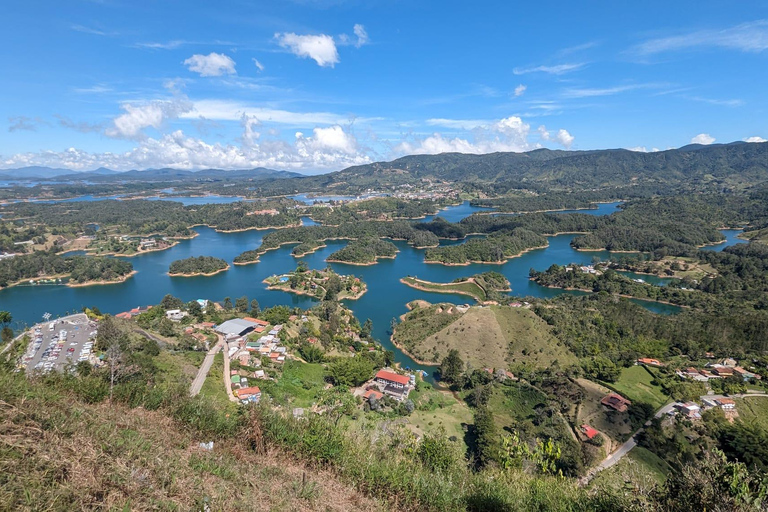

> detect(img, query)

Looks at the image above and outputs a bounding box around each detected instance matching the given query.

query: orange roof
[581,424,599,439]
[363,389,384,400]
[717,398,736,405]
[115,312,132,319]
[200,322,215,328]
[236,386,261,397]
[244,317,269,326]
[375,370,409,386]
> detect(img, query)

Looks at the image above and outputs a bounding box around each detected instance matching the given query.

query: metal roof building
[215,318,258,337]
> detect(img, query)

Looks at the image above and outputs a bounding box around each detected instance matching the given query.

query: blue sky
[1,0,767,173]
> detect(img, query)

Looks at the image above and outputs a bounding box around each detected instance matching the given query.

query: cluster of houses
[676,358,762,383]
[115,305,151,320]
[214,317,289,365]
[672,397,737,420]
[360,369,416,403]
[230,370,262,404]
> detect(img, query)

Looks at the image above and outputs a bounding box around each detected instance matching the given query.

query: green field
[406,383,474,446]
[258,360,326,408]
[607,366,669,410]
[396,303,576,369]
[591,446,671,491]
[735,396,768,431]
[199,352,232,406]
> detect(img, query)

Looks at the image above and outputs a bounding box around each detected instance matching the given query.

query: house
[720,358,738,368]
[363,389,384,402]
[254,370,266,379]
[165,309,188,322]
[601,393,632,412]
[674,402,702,420]
[375,370,409,389]
[236,386,261,403]
[715,398,736,410]
[200,322,215,328]
[115,312,132,320]
[712,366,734,377]
[580,424,599,440]
[733,367,761,381]
[637,358,664,368]
[244,317,269,327]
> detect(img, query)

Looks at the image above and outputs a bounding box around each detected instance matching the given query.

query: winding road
[584,392,768,484]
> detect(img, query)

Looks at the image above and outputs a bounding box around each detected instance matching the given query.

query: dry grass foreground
[412,305,577,369]
[0,395,382,511]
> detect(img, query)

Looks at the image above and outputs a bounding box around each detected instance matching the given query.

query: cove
[0,200,742,381]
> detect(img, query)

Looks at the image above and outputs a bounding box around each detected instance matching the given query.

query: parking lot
[20,313,98,373]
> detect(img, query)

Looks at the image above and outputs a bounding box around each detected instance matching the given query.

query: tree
[160,294,184,310]
[187,300,203,320]
[223,297,233,310]
[158,317,175,337]
[317,387,358,426]
[235,295,249,313]
[325,356,374,387]
[361,318,373,338]
[324,274,343,301]
[0,311,11,326]
[440,349,464,385]
[250,299,260,315]
[1,326,13,343]
[96,314,121,352]
[296,260,308,273]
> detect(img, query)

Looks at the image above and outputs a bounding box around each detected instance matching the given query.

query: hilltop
[393,302,577,369]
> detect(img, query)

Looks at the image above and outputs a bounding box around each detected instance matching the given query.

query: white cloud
[252,58,265,72]
[353,24,369,48]
[631,20,768,56]
[275,32,339,67]
[687,96,744,107]
[745,136,767,143]
[105,99,193,139]
[1,123,371,172]
[180,99,349,125]
[562,83,663,98]
[537,125,575,149]
[426,118,493,130]
[183,53,237,77]
[398,116,574,155]
[8,116,48,132]
[690,133,716,145]
[514,84,527,97]
[513,63,585,75]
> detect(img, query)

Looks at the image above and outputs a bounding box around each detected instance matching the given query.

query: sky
[1,0,767,173]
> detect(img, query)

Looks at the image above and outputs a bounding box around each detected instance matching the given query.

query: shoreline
[67,270,138,288]
[423,243,549,266]
[168,265,230,277]
[326,254,397,266]
[400,277,485,302]
[264,281,367,301]
[390,335,440,367]
[530,280,688,308]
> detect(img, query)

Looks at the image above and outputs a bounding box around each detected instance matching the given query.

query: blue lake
[0,200,743,379]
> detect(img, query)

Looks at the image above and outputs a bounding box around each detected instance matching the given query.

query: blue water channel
[0,200,745,378]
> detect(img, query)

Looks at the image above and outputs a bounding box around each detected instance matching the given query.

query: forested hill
[254,141,768,194]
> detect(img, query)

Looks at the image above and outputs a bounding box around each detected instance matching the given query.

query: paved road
[189,340,223,397]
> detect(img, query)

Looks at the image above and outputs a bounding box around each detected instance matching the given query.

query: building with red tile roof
[375,370,409,387]
[601,393,632,412]
[580,424,599,440]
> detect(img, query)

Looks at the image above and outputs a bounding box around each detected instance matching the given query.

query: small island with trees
[263,263,367,300]
[326,236,398,265]
[168,256,229,277]
[0,250,135,288]
[400,271,511,303]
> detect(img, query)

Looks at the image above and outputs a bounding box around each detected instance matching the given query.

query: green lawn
[401,277,487,301]
[153,350,206,387]
[608,366,669,409]
[735,396,768,431]
[258,360,326,408]
[591,446,671,491]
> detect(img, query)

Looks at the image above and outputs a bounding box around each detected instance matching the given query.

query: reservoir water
[0,201,743,377]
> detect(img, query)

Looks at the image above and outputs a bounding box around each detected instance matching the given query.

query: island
[263,265,367,300]
[423,229,548,265]
[168,256,229,277]
[0,251,135,288]
[400,271,511,303]
[326,236,398,265]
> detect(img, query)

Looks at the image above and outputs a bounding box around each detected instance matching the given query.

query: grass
[590,446,671,491]
[258,360,326,408]
[735,396,768,431]
[574,378,635,444]
[199,352,236,411]
[607,366,669,410]
[406,383,473,445]
[0,372,382,511]
[153,349,206,387]
[396,303,576,369]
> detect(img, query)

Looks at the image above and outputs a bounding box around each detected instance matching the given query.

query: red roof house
[375,370,409,388]
[580,424,599,440]
[601,393,632,412]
